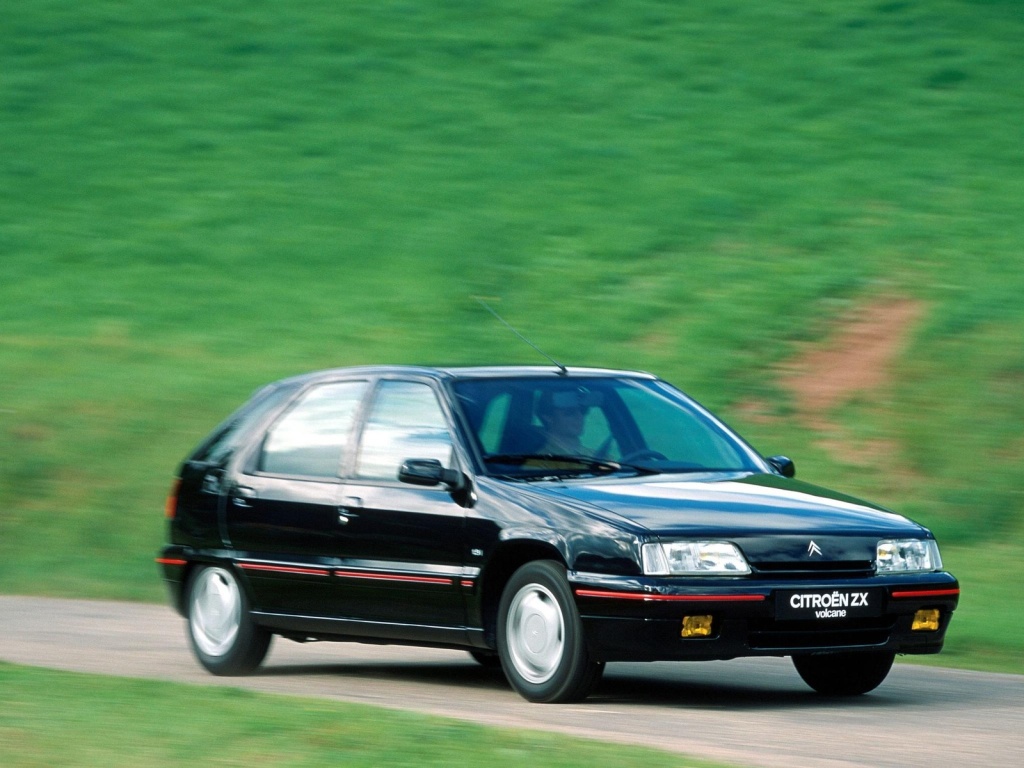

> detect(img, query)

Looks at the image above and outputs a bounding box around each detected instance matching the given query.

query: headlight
[642,541,751,576]
[876,539,942,573]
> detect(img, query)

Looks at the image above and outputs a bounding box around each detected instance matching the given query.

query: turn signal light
[681,615,714,638]
[165,478,181,519]
[912,609,940,632]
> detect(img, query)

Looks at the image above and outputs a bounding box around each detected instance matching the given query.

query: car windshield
[452,376,762,478]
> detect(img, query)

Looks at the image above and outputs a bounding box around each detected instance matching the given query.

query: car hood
[530,472,929,567]
[538,472,924,538]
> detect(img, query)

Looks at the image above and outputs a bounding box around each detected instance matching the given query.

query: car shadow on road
[257,658,512,693]
[593,672,867,710]
[254,655,968,710]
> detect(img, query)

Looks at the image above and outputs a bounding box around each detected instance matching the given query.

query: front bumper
[569,571,959,662]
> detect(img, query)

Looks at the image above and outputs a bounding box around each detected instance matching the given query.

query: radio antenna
[475,297,568,375]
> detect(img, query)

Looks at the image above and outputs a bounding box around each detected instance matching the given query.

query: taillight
[165,478,181,519]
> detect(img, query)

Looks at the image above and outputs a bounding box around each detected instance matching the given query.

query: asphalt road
[2,596,1020,768]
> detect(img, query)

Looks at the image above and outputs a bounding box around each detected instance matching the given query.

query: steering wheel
[619,449,667,464]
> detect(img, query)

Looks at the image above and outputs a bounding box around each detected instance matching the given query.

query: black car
[159,365,959,703]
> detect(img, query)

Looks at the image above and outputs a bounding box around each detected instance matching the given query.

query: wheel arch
[477,539,567,649]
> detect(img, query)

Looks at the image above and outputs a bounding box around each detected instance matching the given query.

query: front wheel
[792,651,895,695]
[187,566,271,676]
[497,560,603,703]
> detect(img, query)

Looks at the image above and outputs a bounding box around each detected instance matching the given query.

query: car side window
[192,384,296,466]
[258,381,368,478]
[356,381,453,482]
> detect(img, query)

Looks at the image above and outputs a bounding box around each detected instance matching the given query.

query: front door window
[355,381,453,481]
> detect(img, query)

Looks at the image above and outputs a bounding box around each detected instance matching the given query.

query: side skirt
[251,611,482,650]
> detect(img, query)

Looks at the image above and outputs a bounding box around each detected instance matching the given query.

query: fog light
[912,609,940,632]
[681,615,714,638]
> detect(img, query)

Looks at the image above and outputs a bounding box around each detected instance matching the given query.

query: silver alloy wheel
[505,582,565,684]
[190,567,242,658]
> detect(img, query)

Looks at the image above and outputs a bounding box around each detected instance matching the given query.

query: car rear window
[191,383,296,466]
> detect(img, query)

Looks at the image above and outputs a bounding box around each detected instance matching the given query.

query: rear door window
[258,381,368,478]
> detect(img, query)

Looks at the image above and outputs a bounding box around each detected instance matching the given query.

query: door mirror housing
[767,455,796,478]
[398,459,466,490]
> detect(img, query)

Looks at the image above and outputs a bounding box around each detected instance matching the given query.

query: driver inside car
[534,388,603,458]
[538,396,589,456]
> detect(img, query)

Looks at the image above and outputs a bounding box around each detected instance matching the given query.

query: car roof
[272,365,658,388]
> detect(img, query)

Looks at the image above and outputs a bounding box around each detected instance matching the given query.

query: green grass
[912,544,1024,674]
[0,663,728,768]
[1,0,1022,673]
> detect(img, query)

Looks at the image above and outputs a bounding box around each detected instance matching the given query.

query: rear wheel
[187,566,271,676]
[792,651,895,695]
[497,560,603,703]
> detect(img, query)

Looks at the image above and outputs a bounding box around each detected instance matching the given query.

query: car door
[334,378,468,630]
[226,379,368,616]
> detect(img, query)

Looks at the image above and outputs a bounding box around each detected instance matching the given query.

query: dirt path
[2,596,1022,768]
[780,297,924,431]
[742,296,928,474]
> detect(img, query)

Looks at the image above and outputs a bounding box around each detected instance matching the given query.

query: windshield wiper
[485,454,618,473]
[485,453,618,471]
[658,466,750,475]
[484,454,659,476]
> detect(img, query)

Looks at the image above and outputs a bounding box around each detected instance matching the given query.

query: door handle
[202,473,221,494]
[232,486,257,508]
[338,496,362,526]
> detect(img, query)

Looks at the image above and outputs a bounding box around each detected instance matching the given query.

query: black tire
[497,560,604,703]
[792,651,895,695]
[186,566,271,676]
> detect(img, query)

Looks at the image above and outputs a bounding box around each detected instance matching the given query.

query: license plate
[775,588,883,621]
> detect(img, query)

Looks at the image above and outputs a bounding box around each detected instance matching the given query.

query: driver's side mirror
[767,455,796,478]
[398,458,466,491]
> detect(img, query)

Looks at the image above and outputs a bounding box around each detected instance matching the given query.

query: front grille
[748,616,895,650]
[752,561,875,580]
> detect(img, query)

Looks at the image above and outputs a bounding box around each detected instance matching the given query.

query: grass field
[0,663,728,768]
[2,0,1022,685]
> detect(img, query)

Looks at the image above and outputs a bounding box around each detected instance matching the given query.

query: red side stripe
[334,570,453,586]
[575,589,765,603]
[891,588,960,599]
[156,557,187,566]
[240,563,331,577]
[460,579,475,588]
[237,562,454,585]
